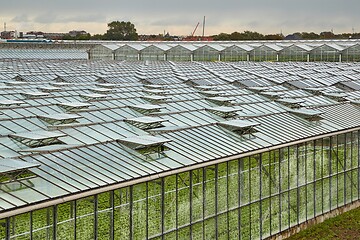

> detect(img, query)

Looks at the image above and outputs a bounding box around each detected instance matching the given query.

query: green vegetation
[1,132,359,239]
[287,206,360,240]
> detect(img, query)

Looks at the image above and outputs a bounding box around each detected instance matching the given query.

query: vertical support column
[53,205,57,240]
[94,195,98,240]
[191,53,194,62]
[218,53,221,61]
[164,53,167,61]
[339,53,342,62]
[112,52,115,61]
[307,53,310,62]
[247,54,250,62]
[137,53,140,61]
[276,54,279,62]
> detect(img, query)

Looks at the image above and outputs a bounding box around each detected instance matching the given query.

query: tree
[104,21,138,40]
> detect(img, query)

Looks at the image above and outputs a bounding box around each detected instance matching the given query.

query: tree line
[61,21,360,41]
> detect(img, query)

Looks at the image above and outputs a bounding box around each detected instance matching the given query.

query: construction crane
[191,22,200,37]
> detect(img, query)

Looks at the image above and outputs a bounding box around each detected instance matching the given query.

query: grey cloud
[11,14,30,23]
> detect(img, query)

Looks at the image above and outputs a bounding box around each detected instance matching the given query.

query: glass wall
[193,46,219,61]
[1,130,359,239]
[166,46,192,61]
[278,45,309,62]
[250,46,278,62]
[221,46,249,62]
[140,46,165,61]
[115,46,139,60]
[89,46,114,60]
[341,45,360,62]
[309,45,340,62]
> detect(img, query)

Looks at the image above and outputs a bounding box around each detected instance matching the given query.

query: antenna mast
[202,16,205,37]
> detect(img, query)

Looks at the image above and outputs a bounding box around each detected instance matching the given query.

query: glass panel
[148,179,162,238]
[164,175,176,233]
[191,169,203,223]
[76,196,94,239]
[217,162,227,214]
[56,201,75,240]
[9,213,30,240]
[177,172,190,228]
[204,166,216,218]
[0,218,6,240]
[32,207,54,240]
[132,183,147,239]
[114,188,130,239]
[217,212,228,239]
[97,192,112,239]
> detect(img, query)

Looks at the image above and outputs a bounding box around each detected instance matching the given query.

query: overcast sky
[1,0,359,36]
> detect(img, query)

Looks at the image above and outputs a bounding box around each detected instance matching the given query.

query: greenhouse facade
[84,39,360,62]
[1,58,360,239]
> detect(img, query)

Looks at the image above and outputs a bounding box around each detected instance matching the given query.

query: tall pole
[4,22,6,32]
[202,16,205,37]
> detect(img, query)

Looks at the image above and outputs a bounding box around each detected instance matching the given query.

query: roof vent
[207,96,236,106]
[218,119,260,135]
[80,93,107,101]
[143,89,170,95]
[125,116,168,130]
[130,104,164,114]
[57,102,92,112]
[21,91,49,99]
[142,95,172,103]
[207,106,242,118]
[118,135,171,159]
[0,158,40,192]
[9,130,66,148]
[38,113,80,125]
[276,98,305,108]
[289,108,324,121]
[0,100,25,108]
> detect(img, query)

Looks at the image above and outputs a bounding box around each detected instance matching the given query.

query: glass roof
[1,58,360,214]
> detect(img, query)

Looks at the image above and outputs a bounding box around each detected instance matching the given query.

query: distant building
[68,30,88,37]
[0,31,17,39]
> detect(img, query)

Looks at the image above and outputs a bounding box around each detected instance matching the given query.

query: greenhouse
[1,58,360,240]
[308,44,343,62]
[114,44,143,61]
[166,45,194,61]
[193,44,223,61]
[220,45,252,62]
[249,44,281,62]
[140,45,169,61]
[278,44,311,62]
[88,45,119,60]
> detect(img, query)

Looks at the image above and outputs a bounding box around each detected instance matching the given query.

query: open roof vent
[0,158,40,192]
[276,98,305,108]
[9,130,66,148]
[0,100,25,108]
[289,108,324,121]
[206,96,236,106]
[38,86,62,92]
[323,92,348,102]
[143,89,170,96]
[80,93,107,101]
[142,95,172,104]
[118,135,171,159]
[57,102,92,112]
[125,116,168,130]
[130,104,164,115]
[21,91,50,99]
[218,119,260,136]
[89,87,114,94]
[206,106,242,118]
[37,113,81,125]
